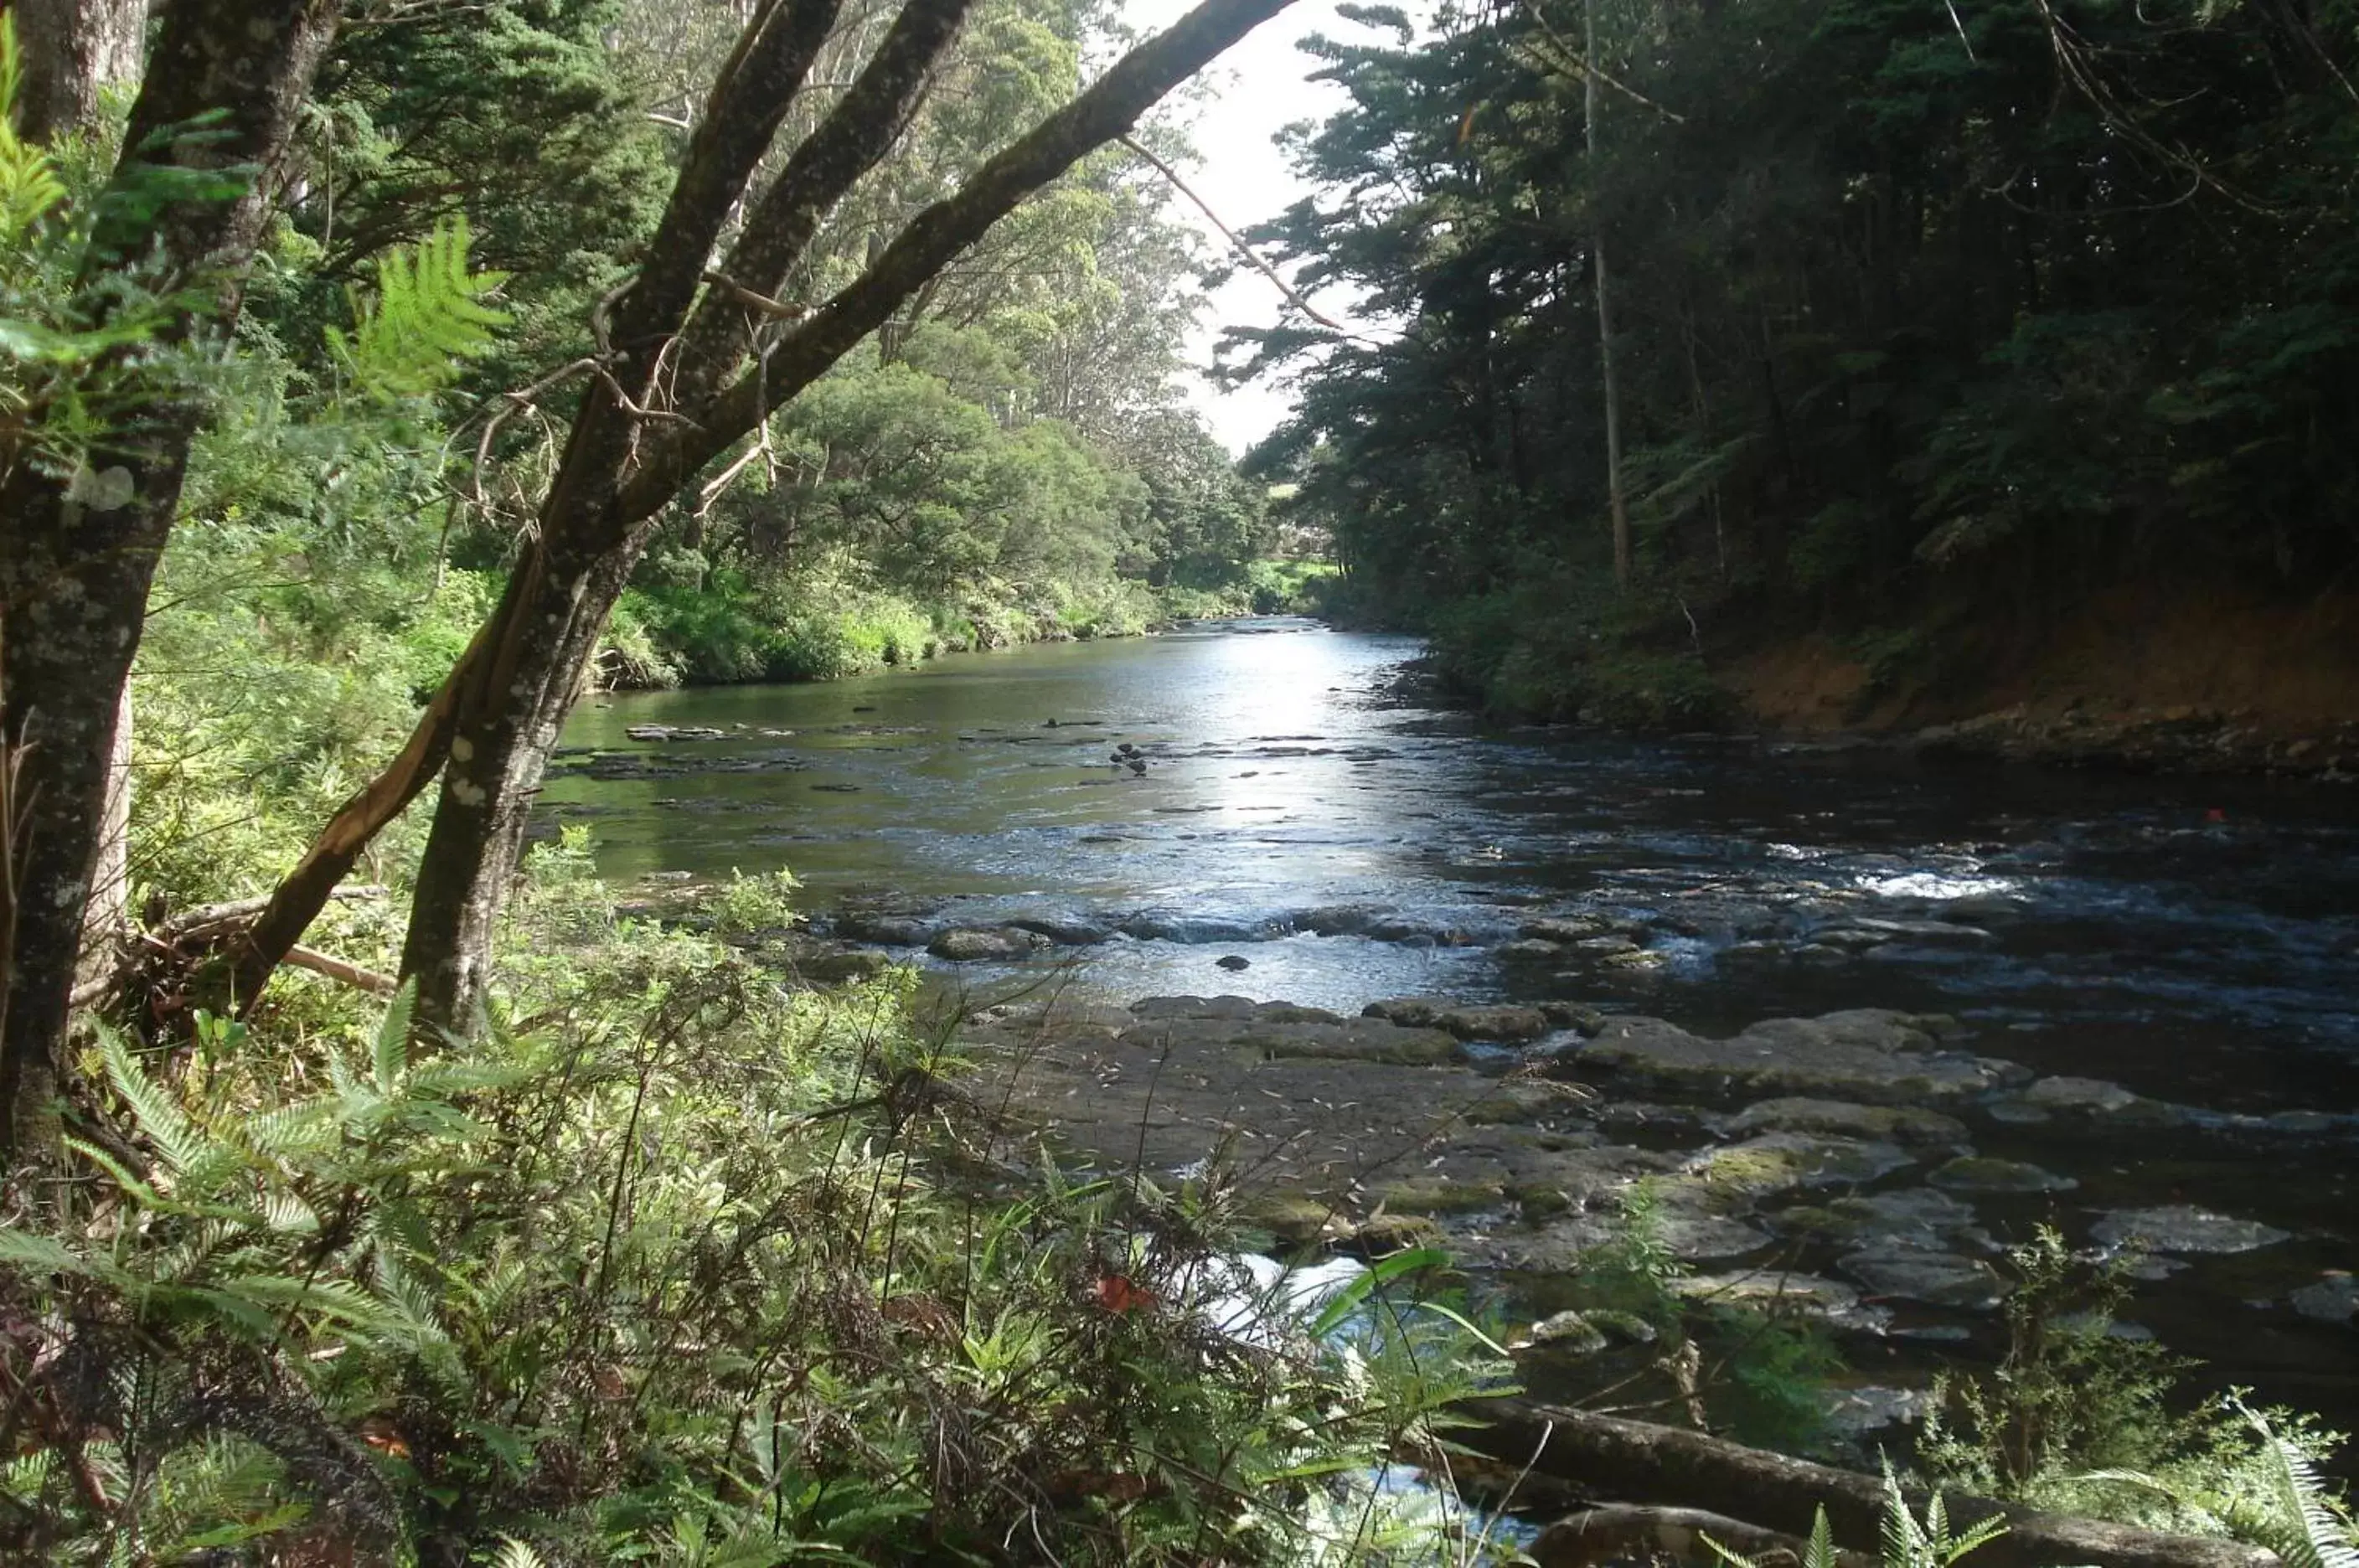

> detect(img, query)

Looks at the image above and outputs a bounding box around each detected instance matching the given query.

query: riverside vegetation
[3,0,2358,1561]
[1236,0,2359,751]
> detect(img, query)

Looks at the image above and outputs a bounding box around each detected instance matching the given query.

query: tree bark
[10,0,146,144]
[669,0,983,412]
[0,0,344,1162]
[13,1,152,1021]
[1469,1398,2279,1568]
[1583,0,1632,592]
[391,0,1305,1034]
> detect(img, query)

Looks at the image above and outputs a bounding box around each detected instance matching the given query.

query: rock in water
[1216,954,1250,971]
[2092,1205,2289,1255]
[927,927,1050,962]
[2289,1273,2358,1326]
[1927,1156,2078,1194]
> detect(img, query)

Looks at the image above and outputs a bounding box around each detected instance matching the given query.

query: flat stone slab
[1363,998,1552,1042]
[1721,1097,1969,1148]
[1670,1270,1891,1333]
[1772,1187,1993,1255]
[1680,1132,1915,1199]
[2093,1205,2290,1255]
[1840,1249,2006,1311]
[1562,1009,2020,1105]
[929,926,1053,962]
[1928,1156,2078,1194]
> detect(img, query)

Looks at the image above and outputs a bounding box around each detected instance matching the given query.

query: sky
[1122,0,1381,453]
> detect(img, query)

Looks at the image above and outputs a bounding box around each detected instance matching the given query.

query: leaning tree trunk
[391,0,1304,1034]
[0,0,343,1162]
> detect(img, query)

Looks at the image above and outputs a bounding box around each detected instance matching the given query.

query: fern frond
[1808,1504,1837,1568]
[2236,1400,2359,1568]
[374,979,415,1092]
[1701,1533,1767,1568]
[97,1028,205,1178]
[327,216,510,401]
[493,1535,551,1568]
[0,1225,87,1276]
[0,17,67,242]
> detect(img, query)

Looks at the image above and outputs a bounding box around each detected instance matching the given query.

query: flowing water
[545,617,2359,1423]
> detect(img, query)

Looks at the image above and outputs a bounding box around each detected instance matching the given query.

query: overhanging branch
[626,0,1305,521]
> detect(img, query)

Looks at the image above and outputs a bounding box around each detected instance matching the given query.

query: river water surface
[546,618,2359,1421]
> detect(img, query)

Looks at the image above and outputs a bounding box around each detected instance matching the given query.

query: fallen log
[1464,1397,2276,1568]
[1534,1504,1876,1568]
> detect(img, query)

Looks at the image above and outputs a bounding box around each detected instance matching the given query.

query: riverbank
[1412,585,2359,780]
[600,561,1336,689]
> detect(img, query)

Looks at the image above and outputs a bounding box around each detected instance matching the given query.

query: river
[545,616,2359,1430]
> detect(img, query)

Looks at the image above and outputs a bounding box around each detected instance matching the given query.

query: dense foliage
[1239,0,2359,718]
[0,851,1515,1564]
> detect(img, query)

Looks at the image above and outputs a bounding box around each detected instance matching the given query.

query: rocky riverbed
[943,987,2359,1432]
[553,621,2359,1434]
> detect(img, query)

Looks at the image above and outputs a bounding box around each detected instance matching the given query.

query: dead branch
[1533,1504,1877,1568]
[1117,134,1360,338]
[283,945,397,996]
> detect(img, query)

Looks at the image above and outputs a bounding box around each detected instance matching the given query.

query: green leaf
[327,215,511,402]
[1307,1246,1447,1337]
[374,977,416,1092]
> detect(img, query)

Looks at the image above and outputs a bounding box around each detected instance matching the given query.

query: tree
[7,0,143,144]
[1,0,346,1160]
[219,0,1304,1035]
[1,0,1303,1149]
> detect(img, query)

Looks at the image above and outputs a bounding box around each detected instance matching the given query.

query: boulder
[1670,1270,1891,1333]
[1363,998,1549,1042]
[1296,905,1394,936]
[1772,1188,1992,1256]
[927,926,1050,962]
[1004,913,1116,946]
[831,911,935,946]
[1681,1133,1916,1199]
[1241,1017,1463,1067]
[1521,916,1614,943]
[1539,1001,1610,1036]
[801,947,896,983]
[1500,939,1570,961]
[2289,1273,2358,1327]
[1132,994,1260,1020]
[625,723,728,741]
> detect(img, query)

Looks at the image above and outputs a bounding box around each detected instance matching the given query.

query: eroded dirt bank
[1724,588,2359,776]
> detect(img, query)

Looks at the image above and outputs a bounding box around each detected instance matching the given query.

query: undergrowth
[1917,1229,2356,1554]
[0,854,1514,1565]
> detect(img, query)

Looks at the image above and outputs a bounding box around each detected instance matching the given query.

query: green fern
[493,1537,551,1568]
[2078,1402,2359,1567]
[1703,1473,2005,1568]
[1882,1466,2010,1568]
[327,216,510,401]
[1704,1504,1839,1568]
[0,16,66,244]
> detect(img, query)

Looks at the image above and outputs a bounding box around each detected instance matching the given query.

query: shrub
[0,866,1515,1565]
